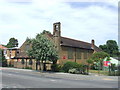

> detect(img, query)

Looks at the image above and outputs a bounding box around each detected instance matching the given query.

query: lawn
[89,70,109,76]
[89,69,120,76]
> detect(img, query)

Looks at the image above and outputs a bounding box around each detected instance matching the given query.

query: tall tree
[6,38,18,48]
[27,33,58,71]
[99,40,119,57]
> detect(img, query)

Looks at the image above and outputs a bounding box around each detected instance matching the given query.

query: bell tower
[53,22,61,51]
[53,22,61,37]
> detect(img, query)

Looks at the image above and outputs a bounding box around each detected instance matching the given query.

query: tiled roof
[94,45,102,52]
[61,37,102,51]
[47,33,102,51]
[61,37,92,50]
[0,45,7,49]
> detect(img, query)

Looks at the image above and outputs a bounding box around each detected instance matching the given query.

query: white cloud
[0,0,118,47]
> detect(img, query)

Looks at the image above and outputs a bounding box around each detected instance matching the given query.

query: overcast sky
[0,0,118,48]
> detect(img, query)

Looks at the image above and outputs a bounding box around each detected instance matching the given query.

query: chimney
[91,39,95,49]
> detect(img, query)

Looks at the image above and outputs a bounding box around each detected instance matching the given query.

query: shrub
[62,61,83,73]
[51,64,62,72]
[68,68,81,74]
[25,67,32,70]
[9,64,14,67]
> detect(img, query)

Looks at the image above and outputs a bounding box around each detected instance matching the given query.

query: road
[0,67,119,88]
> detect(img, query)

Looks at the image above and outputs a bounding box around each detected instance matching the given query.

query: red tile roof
[0,45,7,49]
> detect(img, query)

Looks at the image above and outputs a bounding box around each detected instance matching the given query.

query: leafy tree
[99,45,108,53]
[91,52,110,70]
[41,30,51,34]
[91,52,109,62]
[99,40,119,57]
[27,33,58,71]
[6,37,18,48]
[86,59,93,74]
[0,49,7,67]
[106,40,119,56]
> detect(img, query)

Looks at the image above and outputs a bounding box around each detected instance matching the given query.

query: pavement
[0,67,119,88]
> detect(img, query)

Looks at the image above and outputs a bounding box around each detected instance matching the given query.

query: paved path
[0,67,119,88]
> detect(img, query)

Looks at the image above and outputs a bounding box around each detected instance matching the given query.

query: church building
[7,22,102,70]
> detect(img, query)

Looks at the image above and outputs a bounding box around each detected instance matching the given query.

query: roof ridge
[61,36,91,45]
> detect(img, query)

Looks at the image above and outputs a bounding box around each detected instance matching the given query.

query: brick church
[7,22,102,70]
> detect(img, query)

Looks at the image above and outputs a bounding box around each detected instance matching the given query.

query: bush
[25,67,32,70]
[62,61,83,73]
[68,68,82,74]
[9,64,14,67]
[51,64,62,72]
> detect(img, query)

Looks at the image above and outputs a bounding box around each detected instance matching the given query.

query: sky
[0,0,119,48]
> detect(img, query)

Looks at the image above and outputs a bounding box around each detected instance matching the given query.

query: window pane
[68,48,73,59]
[76,49,81,59]
[84,51,88,59]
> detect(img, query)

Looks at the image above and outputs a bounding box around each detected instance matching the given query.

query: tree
[0,49,7,67]
[99,40,119,57]
[99,45,108,53]
[27,33,58,71]
[91,52,109,62]
[86,59,93,74]
[6,38,18,48]
[41,30,51,34]
[91,52,110,70]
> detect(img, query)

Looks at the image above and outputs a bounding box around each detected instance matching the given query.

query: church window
[84,51,88,59]
[76,49,81,59]
[68,48,73,59]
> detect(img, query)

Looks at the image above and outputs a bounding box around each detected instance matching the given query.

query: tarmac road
[0,67,119,88]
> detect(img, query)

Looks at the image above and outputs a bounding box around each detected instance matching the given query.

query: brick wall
[58,46,93,65]
[12,59,52,70]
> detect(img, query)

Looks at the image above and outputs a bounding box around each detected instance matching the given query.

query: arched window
[56,25,59,31]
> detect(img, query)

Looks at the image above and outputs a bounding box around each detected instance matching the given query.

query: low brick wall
[7,59,52,71]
